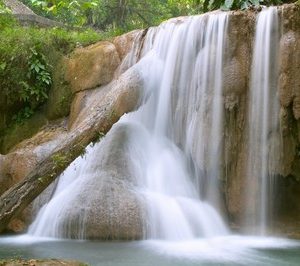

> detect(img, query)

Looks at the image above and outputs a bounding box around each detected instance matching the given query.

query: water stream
[245,7,280,234]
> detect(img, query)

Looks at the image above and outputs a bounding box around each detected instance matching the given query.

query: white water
[245,7,280,234]
[29,12,229,240]
[28,7,283,242]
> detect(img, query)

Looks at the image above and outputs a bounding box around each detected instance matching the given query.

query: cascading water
[245,7,280,235]
[28,12,229,240]
[126,13,229,240]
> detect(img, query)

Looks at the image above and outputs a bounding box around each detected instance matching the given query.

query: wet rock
[1,113,48,154]
[68,67,142,129]
[65,41,121,93]
[38,124,145,240]
[113,30,142,61]
[45,57,73,120]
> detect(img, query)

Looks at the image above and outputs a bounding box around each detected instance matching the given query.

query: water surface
[1,235,300,266]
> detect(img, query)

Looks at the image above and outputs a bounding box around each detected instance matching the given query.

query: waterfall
[28,12,229,240]
[245,7,280,235]
[26,7,284,241]
[126,13,229,240]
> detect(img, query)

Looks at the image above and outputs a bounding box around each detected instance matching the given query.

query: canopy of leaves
[20,0,296,30]
[0,0,12,13]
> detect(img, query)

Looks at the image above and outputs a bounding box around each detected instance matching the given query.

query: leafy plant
[26,48,52,103]
[0,15,104,127]
[0,0,11,14]
[8,47,52,123]
[220,0,263,10]
[20,0,295,31]
[22,0,99,26]
[12,106,34,123]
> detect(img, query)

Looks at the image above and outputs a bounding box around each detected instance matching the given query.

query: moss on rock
[0,113,47,154]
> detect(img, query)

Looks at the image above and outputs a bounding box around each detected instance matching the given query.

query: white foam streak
[245,7,280,234]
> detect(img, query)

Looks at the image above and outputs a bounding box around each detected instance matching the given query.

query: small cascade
[245,7,280,234]
[28,12,229,240]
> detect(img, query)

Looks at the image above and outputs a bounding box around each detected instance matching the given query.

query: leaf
[224,0,234,9]
[41,91,48,99]
[30,48,38,56]
[241,1,249,9]
[0,62,6,71]
[38,63,45,70]
[250,0,260,5]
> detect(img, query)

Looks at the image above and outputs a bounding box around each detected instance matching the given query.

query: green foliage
[22,0,172,29]
[91,131,106,146]
[219,0,261,10]
[23,0,99,25]
[0,28,52,123]
[21,0,206,29]
[20,47,52,105]
[219,0,286,10]
[21,0,297,27]
[0,15,104,125]
[12,106,34,123]
[167,0,203,15]
[52,153,70,168]
[0,0,11,14]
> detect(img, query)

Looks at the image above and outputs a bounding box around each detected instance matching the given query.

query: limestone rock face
[68,67,142,129]
[113,30,142,61]
[65,41,121,93]
[222,4,300,233]
[45,57,73,120]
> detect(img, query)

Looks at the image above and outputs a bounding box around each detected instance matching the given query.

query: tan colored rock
[68,91,89,129]
[1,152,37,188]
[68,67,142,130]
[7,218,26,233]
[279,31,297,108]
[114,29,149,77]
[65,41,121,93]
[224,4,300,232]
[46,56,73,120]
[113,30,142,61]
